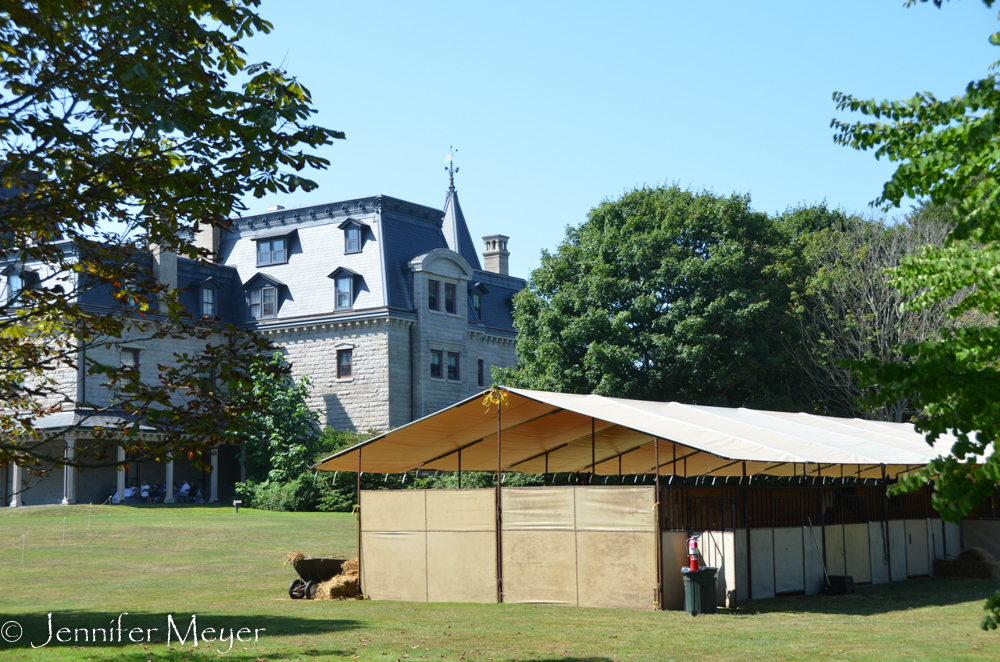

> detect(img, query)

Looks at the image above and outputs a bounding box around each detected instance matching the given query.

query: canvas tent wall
[315,387,994,611]
[359,486,659,609]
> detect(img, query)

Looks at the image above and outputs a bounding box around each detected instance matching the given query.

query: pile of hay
[283,551,306,568]
[934,547,1000,580]
[317,557,360,600]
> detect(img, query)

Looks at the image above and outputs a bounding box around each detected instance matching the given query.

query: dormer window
[257,238,286,265]
[202,288,216,318]
[2,266,34,308]
[253,229,296,267]
[249,286,277,319]
[240,273,287,321]
[5,270,23,306]
[335,276,352,309]
[345,225,360,253]
[468,282,489,322]
[339,219,364,254]
[328,266,361,311]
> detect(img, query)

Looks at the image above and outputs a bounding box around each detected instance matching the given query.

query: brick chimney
[482,234,510,276]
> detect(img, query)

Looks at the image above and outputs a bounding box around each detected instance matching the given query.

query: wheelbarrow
[288,557,345,600]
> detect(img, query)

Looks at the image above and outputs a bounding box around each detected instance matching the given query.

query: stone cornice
[259,313,416,338]
[229,195,445,234]
[467,328,517,346]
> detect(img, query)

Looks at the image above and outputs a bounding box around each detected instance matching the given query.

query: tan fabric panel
[844,523,871,583]
[574,486,655,532]
[961,520,1000,559]
[426,531,496,603]
[661,531,689,611]
[576,531,657,610]
[773,527,805,594]
[824,525,847,576]
[734,529,748,603]
[905,519,929,576]
[361,489,425,532]
[502,530,578,605]
[360,531,427,601]
[502,486,574,530]
[426,489,495,532]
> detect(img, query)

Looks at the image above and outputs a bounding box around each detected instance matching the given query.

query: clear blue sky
[239,1,997,278]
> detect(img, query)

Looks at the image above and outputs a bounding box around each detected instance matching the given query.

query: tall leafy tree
[496,185,816,411]
[831,0,1000,629]
[788,210,956,421]
[0,1,343,476]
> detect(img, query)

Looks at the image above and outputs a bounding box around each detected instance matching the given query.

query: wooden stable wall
[683,519,965,603]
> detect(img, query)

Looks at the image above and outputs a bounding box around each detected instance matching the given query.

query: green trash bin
[681,567,718,616]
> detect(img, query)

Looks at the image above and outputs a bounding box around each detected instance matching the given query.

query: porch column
[9,463,22,507]
[114,445,126,504]
[61,434,76,505]
[209,448,219,503]
[164,456,175,503]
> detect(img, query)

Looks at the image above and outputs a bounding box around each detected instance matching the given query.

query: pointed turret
[441,155,482,270]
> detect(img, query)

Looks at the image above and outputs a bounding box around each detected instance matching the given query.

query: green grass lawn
[0,504,998,661]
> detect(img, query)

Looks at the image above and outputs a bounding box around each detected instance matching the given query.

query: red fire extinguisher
[687,534,701,571]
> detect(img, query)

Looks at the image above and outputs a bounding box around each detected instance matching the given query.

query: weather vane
[445,146,459,189]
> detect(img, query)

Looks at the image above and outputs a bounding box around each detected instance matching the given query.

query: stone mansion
[213,181,524,429]
[2,180,523,507]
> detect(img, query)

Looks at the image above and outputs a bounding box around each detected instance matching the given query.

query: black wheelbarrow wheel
[305,580,319,600]
[289,579,306,600]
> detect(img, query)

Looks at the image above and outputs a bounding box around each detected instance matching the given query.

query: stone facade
[0,182,524,506]
[218,185,525,432]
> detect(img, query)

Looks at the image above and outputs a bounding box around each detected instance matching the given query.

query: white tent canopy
[314,388,961,479]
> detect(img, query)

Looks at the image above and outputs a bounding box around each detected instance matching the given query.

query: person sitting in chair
[178,480,191,503]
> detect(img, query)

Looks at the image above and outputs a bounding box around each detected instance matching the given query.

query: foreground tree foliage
[496,185,816,411]
[832,0,1000,629]
[0,1,343,476]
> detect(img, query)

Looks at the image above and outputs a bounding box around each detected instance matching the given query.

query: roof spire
[444,146,459,190]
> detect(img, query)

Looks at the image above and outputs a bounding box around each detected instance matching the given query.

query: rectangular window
[447,352,460,381]
[478,359,485,387]
[472,292,482,318]
[445,283,456,314]
[6,272,23,306]
[261,286,277,317]
[201,288,216,318]
[336,276,352,309]
[248,289,261,319]
[121,349,140,385]
[345,225,360,253]
[337,349,353,378]
[430,350,442,379]
[428,280,439,311]
[256,238,287,266]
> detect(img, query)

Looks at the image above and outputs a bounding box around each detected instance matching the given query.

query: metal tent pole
[357,448,363,597]
[458,449,462,489]
[654,438,663,610]
[743,461,752,601]
[591,418,596,484]
[496,402,503,603]
[544,453,549,486]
